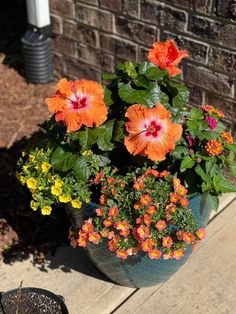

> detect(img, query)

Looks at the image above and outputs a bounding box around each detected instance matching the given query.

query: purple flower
[186,135,198,147]
[205,116,217,130]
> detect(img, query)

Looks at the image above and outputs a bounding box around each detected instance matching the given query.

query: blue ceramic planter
[68,194,211,288]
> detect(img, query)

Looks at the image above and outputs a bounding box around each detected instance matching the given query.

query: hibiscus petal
[57,78,72,97]
[45,96,68,112]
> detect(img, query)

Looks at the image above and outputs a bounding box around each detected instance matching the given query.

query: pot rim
[0,287,69,314]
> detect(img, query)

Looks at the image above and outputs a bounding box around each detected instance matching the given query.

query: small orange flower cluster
[221,132,233,145]
[71,168,205,261]
[201,104,224,118]
[205,139,223,156]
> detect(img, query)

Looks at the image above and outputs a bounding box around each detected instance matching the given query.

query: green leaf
[172,146,189,159]
[180,156,195,170]
[228,151,235,164]
[139,61,154,74]
[92,155,110,167]
[187,120,199,137]
[210,164,219,178]
[170,83,189,107]
[160,91,169,106]
[205,157,216,174]
[203,193,219,211]
[215,121,225,133]
[144,67,167,80]
[195,165,212,185]
[133,75,149,88]
[51,147,77,172]
[124,61,138,79]
[102,73,118,80]
[76,128,98,149]
[113,120,125,142]
[104,87,113,106]
[118,82,160,108]
[226,143,236,153]
[198,131,218,140]
[139,61,167,80]
[96,120,114,151]
[190,108,203,120]
[73,157,90,181]
[213,174,236,193]
[187,120,208,137]
[230,164,236,178]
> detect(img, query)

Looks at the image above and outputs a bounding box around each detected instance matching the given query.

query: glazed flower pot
[67,193,211,288]
[0,287,69,314]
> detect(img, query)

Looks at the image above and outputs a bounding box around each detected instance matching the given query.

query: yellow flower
[32,193,38,200]
[71,199,82,209]
[41,162,51,173]
[59,194,71,203]
[19,175,26,185]
[41,206,52,215]
[22,165,29,172]
[85,197,91,203]
[29,154,36,162]
[26,178,37,190]
[30,200,38,211]
[51,185,62,196]
[22,151,27,157]
[82,150,92,156]
[55,179,64,188]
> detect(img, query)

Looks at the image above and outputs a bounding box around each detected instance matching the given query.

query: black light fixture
[21,0,53,83]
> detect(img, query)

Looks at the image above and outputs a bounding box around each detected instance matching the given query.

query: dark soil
[0,288,68,314]
[0,0,70,263]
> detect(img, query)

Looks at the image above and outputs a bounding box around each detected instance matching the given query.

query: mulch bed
[0,0,71,262]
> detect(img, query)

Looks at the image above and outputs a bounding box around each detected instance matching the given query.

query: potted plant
[17,40,236,288]
[0,286,69,313]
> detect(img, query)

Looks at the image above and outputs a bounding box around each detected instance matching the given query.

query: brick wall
[49,0,236,130]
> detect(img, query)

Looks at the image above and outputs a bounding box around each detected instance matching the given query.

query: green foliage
[51,147,77,172]
[118,82,160,108]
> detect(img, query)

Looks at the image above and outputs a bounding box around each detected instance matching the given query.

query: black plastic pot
[21,29,54,84]
[0,287,69,314]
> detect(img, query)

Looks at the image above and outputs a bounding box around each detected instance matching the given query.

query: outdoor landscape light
[21,0,53,83]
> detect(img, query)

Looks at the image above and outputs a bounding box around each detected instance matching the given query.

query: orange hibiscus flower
[124,104,182,161]
[45,78,108,132]
[148,39,188,76]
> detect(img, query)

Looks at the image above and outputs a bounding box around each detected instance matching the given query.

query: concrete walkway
[1,194,236,314]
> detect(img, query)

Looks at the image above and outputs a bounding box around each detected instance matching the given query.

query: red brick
[115,16,157,45]
[100,34,137,61]
[99,0,122,12]
[208,47,236,75]
[214,0,236,20]
[122,0,140,18]
[183,63,234,98]
[63,20,98,47]
[64,58,101,81]
[53,36,77,58]
[138,46,150,62]
[50,14,62,34]
[80,0,98,5]
[186,84,204,105]
[77,44,114,72]
[50,0,75,18]
[141,0,187,32]
[53,53,65,79]
[188,15,236,50]
[76,4,113,32]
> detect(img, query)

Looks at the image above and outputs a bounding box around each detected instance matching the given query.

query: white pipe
[26,0,50,28]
